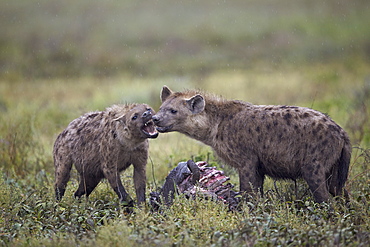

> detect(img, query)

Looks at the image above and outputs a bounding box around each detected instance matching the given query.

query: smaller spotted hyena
[153,86,351,203]
[54,104,158,205]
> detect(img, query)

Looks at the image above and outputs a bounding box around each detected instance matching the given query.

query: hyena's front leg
[133,162,146,205]
[54,155,73,201]
[238,158,265,197]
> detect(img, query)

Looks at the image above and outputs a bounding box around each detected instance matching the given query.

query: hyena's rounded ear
[113,114,126,124]
[161,86,173,102]
[186,94,205,114]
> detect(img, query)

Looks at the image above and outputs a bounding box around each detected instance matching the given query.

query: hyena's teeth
[144,120,153,127]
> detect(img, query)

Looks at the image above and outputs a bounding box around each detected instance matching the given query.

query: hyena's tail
[331,134,351,198]
[53,136,73,201]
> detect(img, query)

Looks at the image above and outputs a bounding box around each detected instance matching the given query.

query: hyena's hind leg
[74,173,102,199]
[54,155,73,201]
[301,164,330,203]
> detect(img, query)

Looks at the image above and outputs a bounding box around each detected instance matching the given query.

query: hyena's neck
[182,99,248,146]
[181,113,218,146]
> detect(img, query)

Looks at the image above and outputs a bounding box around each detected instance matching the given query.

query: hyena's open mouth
[155,125,173,133]
[142,119,159,138]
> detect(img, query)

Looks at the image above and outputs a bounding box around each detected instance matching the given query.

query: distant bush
[1,0,369,80]
[0,109,46,177]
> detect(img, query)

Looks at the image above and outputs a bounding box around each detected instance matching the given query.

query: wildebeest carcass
[150,160,241,211]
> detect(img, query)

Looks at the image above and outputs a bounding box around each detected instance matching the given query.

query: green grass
[1,0,370,246]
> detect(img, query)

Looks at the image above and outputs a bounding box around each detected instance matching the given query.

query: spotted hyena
[54,103,158,205]
[152,86,351,203]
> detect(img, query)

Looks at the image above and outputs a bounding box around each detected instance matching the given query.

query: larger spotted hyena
[153,86,351,203]
[54,103,158,205]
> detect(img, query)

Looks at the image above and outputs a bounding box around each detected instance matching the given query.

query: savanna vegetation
[1,0,369,246]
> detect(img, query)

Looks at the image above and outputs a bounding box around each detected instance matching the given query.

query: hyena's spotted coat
[153,86,351,203]
[54,104,158,205]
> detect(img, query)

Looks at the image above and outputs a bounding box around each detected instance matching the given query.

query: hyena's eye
[132,115,138,120]
[170,109,177,114]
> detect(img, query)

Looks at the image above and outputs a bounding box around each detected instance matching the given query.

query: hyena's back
[213,104,351,202]
[224,105,348,171]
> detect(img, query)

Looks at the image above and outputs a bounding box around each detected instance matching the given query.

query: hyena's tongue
[143,120,158,136]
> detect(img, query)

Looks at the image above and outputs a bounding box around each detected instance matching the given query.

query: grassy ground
[1,0,370,246]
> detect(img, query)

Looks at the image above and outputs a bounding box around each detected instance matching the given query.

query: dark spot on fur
[312,129,318,136]
[306,166,313,172]
[316,123,323,131]
[284,113,292,125]
[256,126,260,132]
[328,124,340,132]
[77,127,83,135]
[322,139,328,146]
[88,113,99,119]
[302,112,310,118]
[273,120,278,126]
[278,133,283,141]
[60,131,68,138]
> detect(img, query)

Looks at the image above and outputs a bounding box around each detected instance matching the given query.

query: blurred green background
[1,0,369,79]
